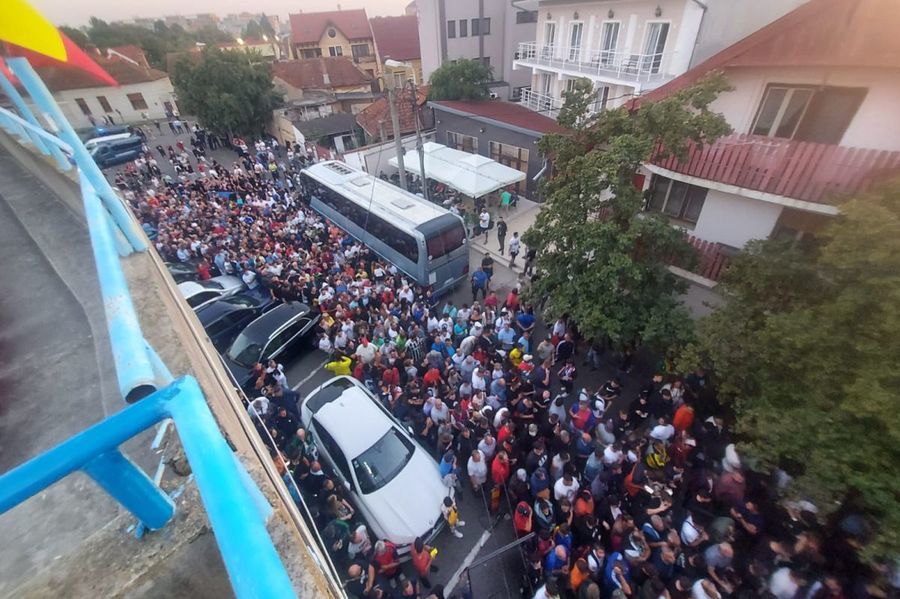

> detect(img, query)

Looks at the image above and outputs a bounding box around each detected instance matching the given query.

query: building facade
[369,15,423,87]
[512,0,706,117]
[413,0,536,100]
[638,0,900,281]
[430,100,566,196]
[36,57,177,128]
[289,9,380,80]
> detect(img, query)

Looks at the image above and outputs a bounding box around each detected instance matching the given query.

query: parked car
[300,376,448,552]
[78,125,129,143]
[177,275,245,311]
[165,262,199,284]
[89,136,143,169]
[222,302,320,390]
[196,293,274,352]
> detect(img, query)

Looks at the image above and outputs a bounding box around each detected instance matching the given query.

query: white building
[638,0,900,283]
[37,55,178,129]
[512,0,707,116]
[413,0,537,100]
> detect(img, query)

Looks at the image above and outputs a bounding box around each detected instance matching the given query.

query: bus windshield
[426,221,467,261]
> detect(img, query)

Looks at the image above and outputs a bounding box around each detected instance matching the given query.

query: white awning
[388,142,526,198]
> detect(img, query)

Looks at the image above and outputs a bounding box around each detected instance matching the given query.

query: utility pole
[408,79,429,203]
[387,82,407,191]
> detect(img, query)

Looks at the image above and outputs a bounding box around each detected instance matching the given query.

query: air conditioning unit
[489,92,499,100]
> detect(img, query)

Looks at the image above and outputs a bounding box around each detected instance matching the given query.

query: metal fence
[0,57,304,599]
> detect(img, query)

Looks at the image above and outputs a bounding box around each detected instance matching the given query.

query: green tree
[522,74,732,353]
[243,19,263,40]
[259,14,276,38]
[681,183,900,561]
[60,25,90,48]
[427,59,493,101]
[171,47,280,136]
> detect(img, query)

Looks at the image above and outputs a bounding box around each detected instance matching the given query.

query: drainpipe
[687,0,709,68]
[479,0,485,62]
[438,0,448,62]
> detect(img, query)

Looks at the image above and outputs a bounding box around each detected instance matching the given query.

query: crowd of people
[113,122,881,599]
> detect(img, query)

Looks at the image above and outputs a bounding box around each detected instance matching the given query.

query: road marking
[292,357,330,392]
[445,529,492,596]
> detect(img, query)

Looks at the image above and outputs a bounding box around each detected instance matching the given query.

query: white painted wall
[691,0,809,67]
[417,0,443,80]
[709,66,900,152]
[533,0,698,76]
[692,188,782,248]
[56,78,177,129]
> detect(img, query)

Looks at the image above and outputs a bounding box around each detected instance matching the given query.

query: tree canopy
[427,59,493,101]
[522,74,732,352]
[243,20,263,40]
[680,182,900,561]
[62,18,233,71]
[171,48,280,137]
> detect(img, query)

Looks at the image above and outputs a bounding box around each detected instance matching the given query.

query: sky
[31,0,412,28]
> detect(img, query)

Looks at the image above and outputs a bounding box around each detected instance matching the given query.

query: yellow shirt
[325,356,352,376]
[509,346,523,368]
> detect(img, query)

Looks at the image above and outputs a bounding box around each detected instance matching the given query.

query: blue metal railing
[0,57,299,599]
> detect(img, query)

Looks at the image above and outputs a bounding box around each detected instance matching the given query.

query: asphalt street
[111,121,660,598]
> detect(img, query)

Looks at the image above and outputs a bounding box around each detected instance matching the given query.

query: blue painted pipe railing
[0,377,296,599]
[0,58,302,599]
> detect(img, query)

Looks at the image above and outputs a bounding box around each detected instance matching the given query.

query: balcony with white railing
[520,88,564,119]
[514,41,676,89]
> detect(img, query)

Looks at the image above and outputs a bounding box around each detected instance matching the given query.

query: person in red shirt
[484,290,499,310]
[513,501,533,537]
[492,450,511,487]
[673,399,695,433]
[497,421,515,445]
[423,367,443,388]
[370,540,401,581]
[409,536,438,589]
[505,288,520,313]
[382,365,400,388]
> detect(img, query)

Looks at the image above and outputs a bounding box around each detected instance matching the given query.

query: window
[592,85,610,113]
[447,20,456,38]
[512,86,528,101]
[750,85,866,144]
[328,45,343,57]
[459,18,467,37]
[265,320,306,359]
[352,428,415,494]
[301,48,322,59]
[75,98,91,116]
[481,56,490,69]
[471,18,479,36]
[327,28,337,38]
[96,95,112,112]
[300,173,421,265]
[641,22,669,73]
[446,130,478,154]
[126,93,148,110]
[647,176,707,224]
[351,44,370,60]
[481,18,491,35]
[568,22,583,61]
[313,420,354,484]
[516,10,538,24]
[490,142,529,192]
[426,221,467,260]
[599,22,620,65]
[187,290,220,308]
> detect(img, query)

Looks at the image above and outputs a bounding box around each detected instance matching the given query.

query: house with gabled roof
[289,9,380,80]
[633,0,900,284]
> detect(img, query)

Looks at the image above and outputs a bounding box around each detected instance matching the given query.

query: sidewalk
[469,196,542,275]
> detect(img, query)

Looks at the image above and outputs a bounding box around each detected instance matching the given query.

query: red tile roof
[638,0,900,105]
[272,57,372,90]
[430,100,568,135]
[107,45,150,68]
[289,9,372,45]
[369,16,421,61]
[356,85,429,138]
[37,56,168,92]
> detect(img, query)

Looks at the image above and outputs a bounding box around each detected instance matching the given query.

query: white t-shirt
[553,477,580,502]
[479,211,490,229]
[508,237,521,254]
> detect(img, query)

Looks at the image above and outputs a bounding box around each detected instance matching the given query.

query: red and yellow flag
[0,0,117,86]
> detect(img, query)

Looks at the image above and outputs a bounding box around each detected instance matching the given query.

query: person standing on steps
[508,232,521,268]
[497,217,508,255]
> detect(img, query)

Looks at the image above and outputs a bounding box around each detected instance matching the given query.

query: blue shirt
[517,312,536,330]
[472,270,489,288]
[497,327,516,348]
